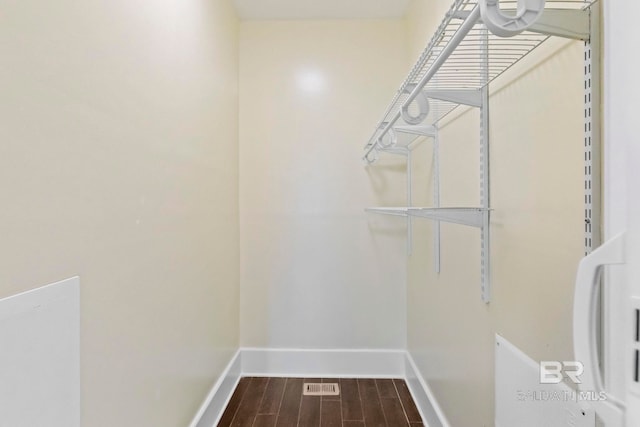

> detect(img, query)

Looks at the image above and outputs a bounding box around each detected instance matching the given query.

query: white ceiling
[233,0,411,20]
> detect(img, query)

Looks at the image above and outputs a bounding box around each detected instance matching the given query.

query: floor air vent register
[303,383,340,396]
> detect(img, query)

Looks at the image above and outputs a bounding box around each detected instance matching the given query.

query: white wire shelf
[366,207,489,228]
[364,0,597,304]
[363,0,595,161]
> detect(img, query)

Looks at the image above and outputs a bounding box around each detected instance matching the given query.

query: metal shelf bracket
[426,89,483,108]
[365,206,491,226]
[408,208,489,228]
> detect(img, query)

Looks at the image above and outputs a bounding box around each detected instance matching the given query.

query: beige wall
[1,0,589,424]
[0,0,239,426]
[405,0,446,60]
[239,20,409,349]
[405,1,585,425]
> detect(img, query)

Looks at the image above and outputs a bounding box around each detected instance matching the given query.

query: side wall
[404,1,586,425]
[239,20,408,350]
[0,1,240,426]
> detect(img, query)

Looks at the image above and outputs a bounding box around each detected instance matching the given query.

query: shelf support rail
[407,150,413,255]
[433,128,441,273]
[584,2,600,254]
[480,25,491,303]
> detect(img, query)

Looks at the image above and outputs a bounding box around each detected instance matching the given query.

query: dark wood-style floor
[218,377,424,427]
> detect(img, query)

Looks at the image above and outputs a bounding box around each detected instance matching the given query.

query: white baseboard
[190,348,448,427]
[405,352,451,427]
[189,349,241,427]
[241,347,406,378]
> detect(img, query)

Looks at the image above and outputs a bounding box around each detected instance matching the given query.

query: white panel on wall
[0,277,80,427]
[495,334,594,427]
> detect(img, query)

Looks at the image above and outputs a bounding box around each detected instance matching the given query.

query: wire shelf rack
[363,0,595,160]
[364,0,598,303]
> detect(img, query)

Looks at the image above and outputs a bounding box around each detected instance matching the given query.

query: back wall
[0,0,240,425]
[239,19,408,350]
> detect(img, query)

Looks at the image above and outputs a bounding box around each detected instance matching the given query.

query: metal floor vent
[303,383,339,396]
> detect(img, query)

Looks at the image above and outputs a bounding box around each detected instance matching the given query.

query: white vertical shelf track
[584,2,601,255]
[433,127,441,274]
[364,0,597,303]
[407,149,413,255]
[480,26,491,303]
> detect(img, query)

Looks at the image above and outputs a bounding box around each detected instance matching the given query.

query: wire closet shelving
[364,0,599,303]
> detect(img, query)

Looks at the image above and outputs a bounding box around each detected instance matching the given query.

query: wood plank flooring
[218,377,424,427]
